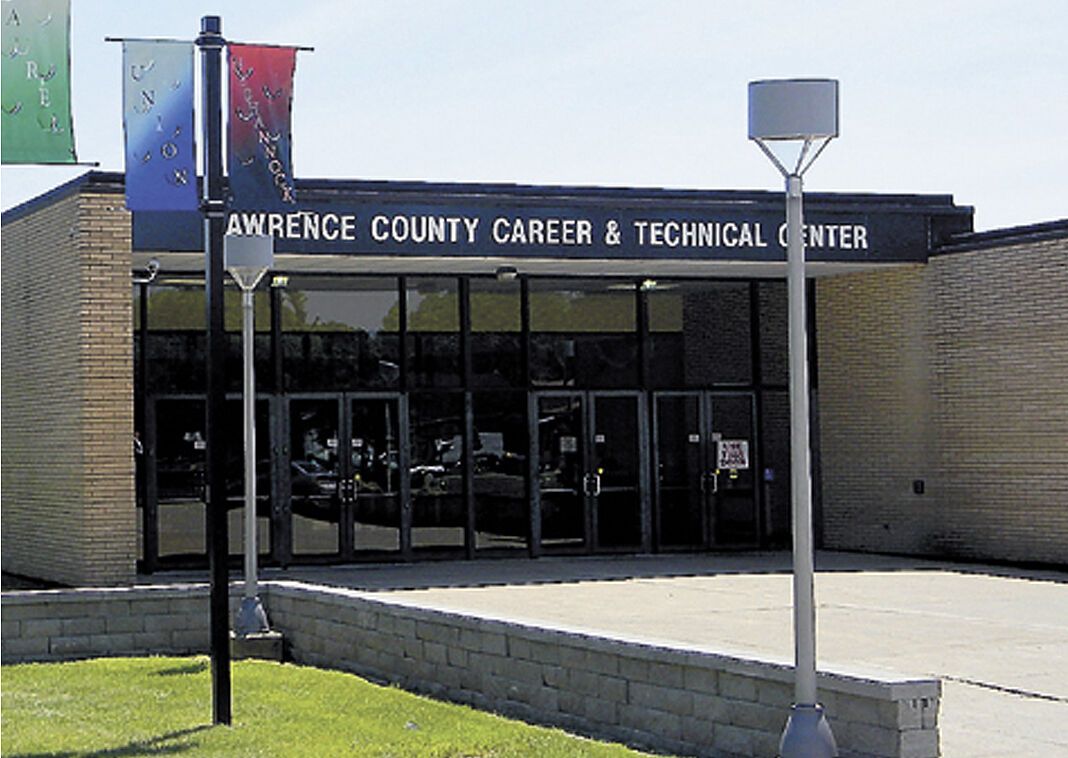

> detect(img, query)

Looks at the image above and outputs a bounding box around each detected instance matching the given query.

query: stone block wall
[2,581,940,758]
[269,581,939,758]
[1,184,137,585]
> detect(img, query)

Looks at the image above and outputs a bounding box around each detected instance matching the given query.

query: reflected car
[291,460,337,495]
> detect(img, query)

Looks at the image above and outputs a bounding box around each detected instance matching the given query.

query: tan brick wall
[817,234,1068,565]
[2,187,137,585]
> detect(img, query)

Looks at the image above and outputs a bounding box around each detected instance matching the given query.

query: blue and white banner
[122,39,196,211]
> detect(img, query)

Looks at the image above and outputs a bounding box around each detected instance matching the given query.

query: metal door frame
[651,390,761,551]
[281,391,408,564]
[345,392,410,558]
[705,390,761,548]
[651,390,709,551]
[531,390,649,556]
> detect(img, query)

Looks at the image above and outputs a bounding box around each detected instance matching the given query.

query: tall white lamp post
[224,233,274,636]
[748,78,839,758]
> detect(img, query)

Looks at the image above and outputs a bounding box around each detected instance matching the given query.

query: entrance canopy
[130,175,973,278]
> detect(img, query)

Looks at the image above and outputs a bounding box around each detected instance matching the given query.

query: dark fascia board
[292,174,967,214]
[933,218,1068,255]
[4,169,968,218]
[7,170,977,257]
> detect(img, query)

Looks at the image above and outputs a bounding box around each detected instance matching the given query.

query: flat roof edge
[4,170,970,219]
[2,171,124,224]
[934,218,1068,254]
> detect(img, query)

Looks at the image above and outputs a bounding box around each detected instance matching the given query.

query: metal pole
[779,171,837,758]
[786,173,816,706]
[243,289,257,600]
[234,284,269,634]
[197,14,231,727]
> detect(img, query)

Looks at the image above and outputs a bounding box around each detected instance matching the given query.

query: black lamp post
[197,14,231,727]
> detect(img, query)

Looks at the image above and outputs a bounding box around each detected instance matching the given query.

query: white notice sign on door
[717,439,750,470]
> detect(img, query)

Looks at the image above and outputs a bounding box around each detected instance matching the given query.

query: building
[2,171,1065,586]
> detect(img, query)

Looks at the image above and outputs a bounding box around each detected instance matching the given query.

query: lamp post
[748,78,839,758]
[224,234,274,636]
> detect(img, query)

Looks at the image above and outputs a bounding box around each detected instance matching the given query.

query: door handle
[583,472,601,497]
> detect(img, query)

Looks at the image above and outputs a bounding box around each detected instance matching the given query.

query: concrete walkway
[248,551,1068,757]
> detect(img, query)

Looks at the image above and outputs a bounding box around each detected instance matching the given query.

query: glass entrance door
[287,394,404,560]
[708,393,759,546]
[534,392,647,553]
[653,391,759,549]
[348,395,404,554]
[288,396,343,557]
[653,393,706,549]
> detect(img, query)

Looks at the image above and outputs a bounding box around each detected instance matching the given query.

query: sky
[2,0,1066,232]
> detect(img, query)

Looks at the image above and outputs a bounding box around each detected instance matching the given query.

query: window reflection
[410,392,465,550]
[471,278,522,387]
[473,391,528,551]
[281,277,400,391]
[529,279,638,387]
[647,281,752,387]
[407,278,461,388]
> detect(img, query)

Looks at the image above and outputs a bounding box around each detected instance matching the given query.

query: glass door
[348,395,404,555]
[708,393,759,546]
[287,396,343,557]
[652,391,759,550]
[590,393,646,550]
[534,392,648,553]
[535,393,588,551]
[148,396,206,560]
[653,393,707,549]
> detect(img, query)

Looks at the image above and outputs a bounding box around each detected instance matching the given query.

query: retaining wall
[2,581,940,758]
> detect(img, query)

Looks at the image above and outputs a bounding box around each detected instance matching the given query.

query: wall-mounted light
[496,265,518,281]
[132,259,160,284]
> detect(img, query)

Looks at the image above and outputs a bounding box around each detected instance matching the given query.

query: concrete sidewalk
[258,551,1068,758]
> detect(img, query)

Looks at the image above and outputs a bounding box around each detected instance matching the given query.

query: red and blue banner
[121,39,196,211]
[228,43,297,211]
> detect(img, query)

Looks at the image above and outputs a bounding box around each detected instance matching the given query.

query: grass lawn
[1,656,668,757]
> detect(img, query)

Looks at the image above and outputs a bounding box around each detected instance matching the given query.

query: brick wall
[1,186,137,585]
[817,231,1068,564]
[2,582,942,758]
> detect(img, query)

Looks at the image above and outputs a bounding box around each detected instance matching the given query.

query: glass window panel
[280,277,400,390]
[537,394,586,550]
[146,284,206,330]
[225,398,271,557]
[529,279,637,387]
[350,397,402,554]
[289,397,341,556]
[471,278,523,387]
[529,280,636,332]
[407,278,460,388]
[409,392,466,551]
[470,279,521,332]
[473,391,528,551]
[647,281,752,387]
[154,398,206,558]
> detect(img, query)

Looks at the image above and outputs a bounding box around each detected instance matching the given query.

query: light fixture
[496,265,518,281]
[749,78,839,758]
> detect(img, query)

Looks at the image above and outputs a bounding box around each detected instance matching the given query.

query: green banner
[2,0,76,164]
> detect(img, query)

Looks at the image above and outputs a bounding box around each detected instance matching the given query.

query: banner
[1,0,76,163]
[228,43,297,211]
[121,40,196,211]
